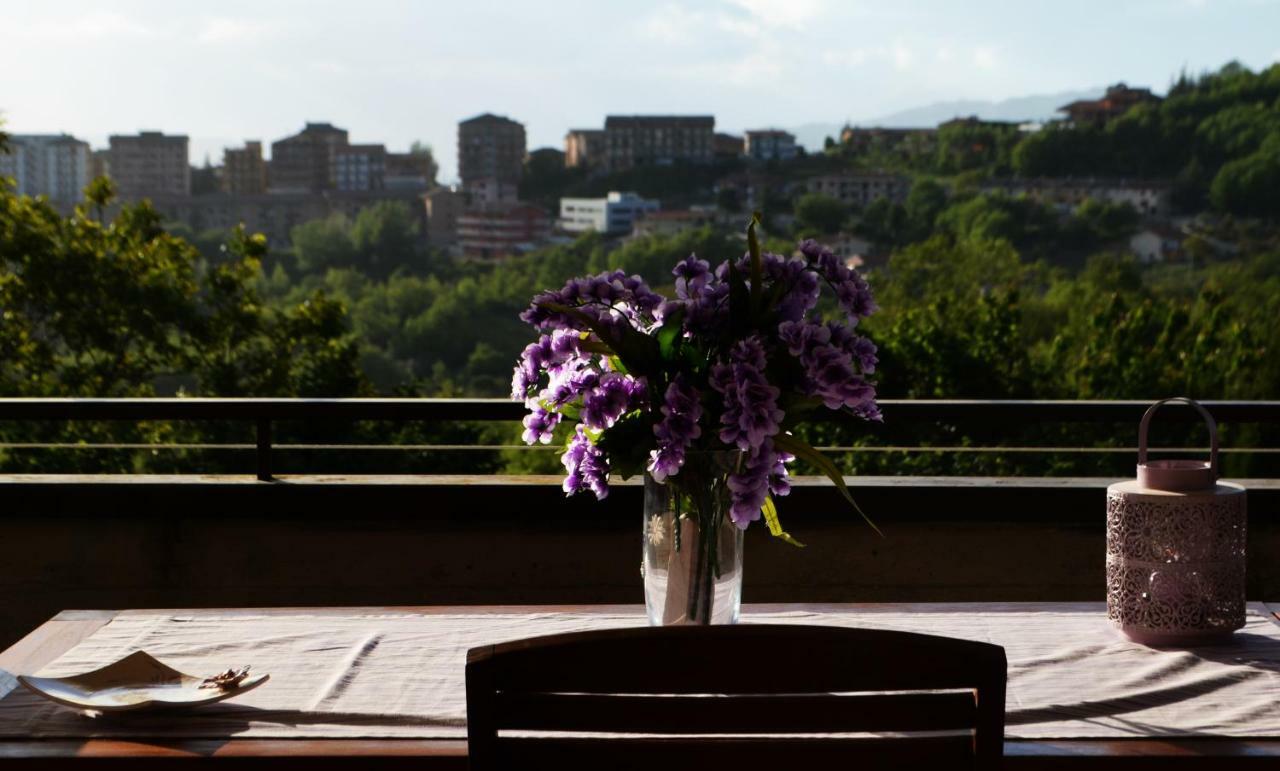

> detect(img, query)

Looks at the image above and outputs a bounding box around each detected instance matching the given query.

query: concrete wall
[1,475,1276,649]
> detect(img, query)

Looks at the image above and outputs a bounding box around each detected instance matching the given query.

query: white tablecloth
[3,603,1280,739]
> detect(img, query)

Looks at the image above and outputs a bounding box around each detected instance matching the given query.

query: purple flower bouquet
[514,216,881,623]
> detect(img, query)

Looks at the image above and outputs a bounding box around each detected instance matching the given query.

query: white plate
[18,651,268,712]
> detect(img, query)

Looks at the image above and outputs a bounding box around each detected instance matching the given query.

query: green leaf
[773,433,882,537]
[762,495,805,547]
[541,301,658,375]
[747,212,764,316]
[656,306,685,362]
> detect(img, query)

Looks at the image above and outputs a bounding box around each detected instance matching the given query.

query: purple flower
[727,440,777,528]
[521,270,664,333]
[562,425,609,500]
[779,320,880,413]
[511,330,584,401]
[580,372,647,430]
[733,251,821,323]
[799,239,878,324]
[711,337,784,452]
[521,404,561,445]
[647,375,703,482]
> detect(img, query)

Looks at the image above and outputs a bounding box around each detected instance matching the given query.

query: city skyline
[2,0,1279,181]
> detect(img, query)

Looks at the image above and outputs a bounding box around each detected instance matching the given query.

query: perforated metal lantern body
[1106,398,1247,646]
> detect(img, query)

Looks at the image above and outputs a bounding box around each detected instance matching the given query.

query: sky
[2,0,1278,182]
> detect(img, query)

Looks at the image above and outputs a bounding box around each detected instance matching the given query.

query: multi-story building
[0,134,91,203]
[744,129,798,162]
[1058,83,1160,125]
[466,177,518,204]
[334,144,387,192]
[90,149,110,182]
[806,172,911,207]
[457,202,551,259]
[559,191,659,235]
[384,152,435,192]
[222,141,267,194]
[564,129,605,169]
[458,113,526,186]
[269,122,349,193]
[146,189,426,250]
[982,177,1172,217]
[601,115,714,172]
[424,186,464,247]
[715,133,745,161]
[108,131,190,199]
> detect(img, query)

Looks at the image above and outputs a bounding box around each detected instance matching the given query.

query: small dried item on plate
[199,666,252,690]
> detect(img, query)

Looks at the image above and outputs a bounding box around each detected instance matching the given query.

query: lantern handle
[1138,397,1218,478]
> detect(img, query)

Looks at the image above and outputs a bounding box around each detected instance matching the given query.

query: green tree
[793,193,848,234]
[1210,133,1280,219]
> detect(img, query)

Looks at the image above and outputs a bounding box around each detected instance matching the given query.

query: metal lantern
[1106,397,1247,645]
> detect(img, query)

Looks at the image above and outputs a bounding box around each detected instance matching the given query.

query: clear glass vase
[642,467,744,625]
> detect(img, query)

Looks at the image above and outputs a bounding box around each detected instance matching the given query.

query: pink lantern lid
[1136,397,1218,492]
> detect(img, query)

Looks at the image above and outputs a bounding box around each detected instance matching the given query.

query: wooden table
[4,604,1280,769]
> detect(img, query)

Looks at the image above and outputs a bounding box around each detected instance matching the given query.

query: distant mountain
[790,88,1107,151]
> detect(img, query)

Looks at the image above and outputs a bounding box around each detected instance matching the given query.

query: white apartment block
[0,134,91,202]
[559,191,659,235]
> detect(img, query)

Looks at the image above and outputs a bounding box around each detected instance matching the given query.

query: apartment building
[744,129,798,162]
[269,122,349,193]
[559,191,659,235]
[222,141,267,194]
[565,129,604,169]
[601,115,715,172]
[334,144,387,192]
[108,131,189,199]
[458,114,526,186]
[0,134,91,202]
[457,202,551,259]
[806,172,911,207]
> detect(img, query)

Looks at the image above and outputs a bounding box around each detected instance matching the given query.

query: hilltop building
[458,114,526,187]
[457,202,551,259]
[334,144,387,192]
[1058,84,1160,125]
[981,177,1172,217]
[0,134,91,203]
[565,129,605,169]
[108,131,189,199]
[559,191,659,235]
[269,122,349,193]
[222,141,267,194]
[744,129,797,162]
[601,115,715,172]
[806,172,911,207]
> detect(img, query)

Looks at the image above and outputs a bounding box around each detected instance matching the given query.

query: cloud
[197,18,280,44]
[973,46,998,70]
[641,4,708,44]
[822,49,870,67]
[724,0,827,29]
[10,12,156,41]
[891,41,914,70]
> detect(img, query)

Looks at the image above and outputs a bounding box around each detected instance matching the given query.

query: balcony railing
[0,398,1276,479]
[0,398,1276,647]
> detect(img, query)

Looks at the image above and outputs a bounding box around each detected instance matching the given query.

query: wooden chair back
[466,624,1007,770]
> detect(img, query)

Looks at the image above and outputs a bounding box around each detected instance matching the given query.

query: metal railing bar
[0,398,1277,423]
[0,443,1274,454]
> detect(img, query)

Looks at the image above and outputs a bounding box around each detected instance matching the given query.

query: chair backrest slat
[492,735,979,769]
[467,624,1007,770]
[495,691,980,734]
